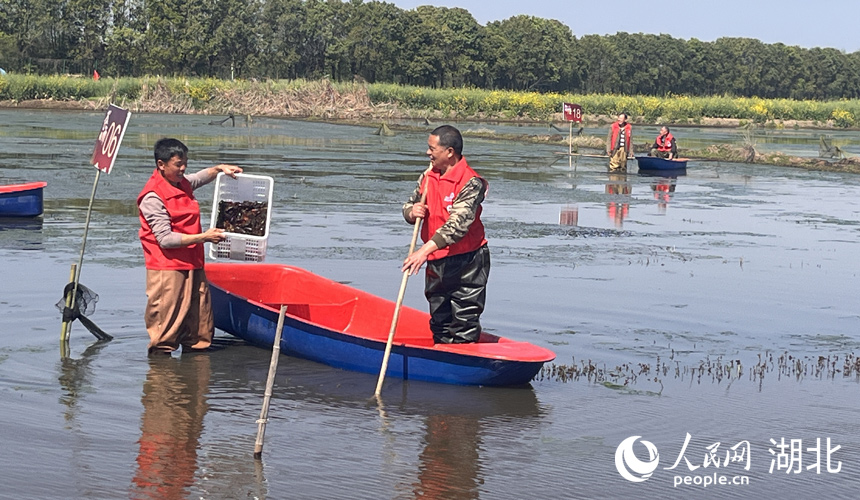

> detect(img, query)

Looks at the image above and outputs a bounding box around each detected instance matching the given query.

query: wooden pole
[60,263,77,354]
[62,170,101,342]
[568,121,573,157]
[374,169,430,398]
[254,304,288,459]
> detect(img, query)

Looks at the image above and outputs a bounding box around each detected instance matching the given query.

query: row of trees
[2,0,860,100]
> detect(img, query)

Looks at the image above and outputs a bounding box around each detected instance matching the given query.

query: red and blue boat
[0,182,47,217]
[207,263,555,387]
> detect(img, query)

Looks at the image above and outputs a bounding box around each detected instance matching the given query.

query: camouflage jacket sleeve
[402,173,425,222]
[403,175,487,250]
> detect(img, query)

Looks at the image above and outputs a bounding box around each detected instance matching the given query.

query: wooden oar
[254,304,287,459]
[374,169,430,397]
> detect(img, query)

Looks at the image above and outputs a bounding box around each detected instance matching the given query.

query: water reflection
[58,339,109,423]
[0,216,43,249]
[413,415,482,498]
[650,177,678,214]
[131,355,210,500]
[400,384,541,499]
[605,172,631,228]
[639,170,685,214]
[215,349,543,500]
[559,205,579,226]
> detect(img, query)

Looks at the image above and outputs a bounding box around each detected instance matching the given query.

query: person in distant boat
[137,138,242,355]
[606,112,633,171]
[402,125,490,344]
[650,126,677,160]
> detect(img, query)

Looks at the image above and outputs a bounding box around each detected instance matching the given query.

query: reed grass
[3,73,860,128]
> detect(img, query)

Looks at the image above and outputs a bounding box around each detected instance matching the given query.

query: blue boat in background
[0,182,47,217]
[635,156,688,172]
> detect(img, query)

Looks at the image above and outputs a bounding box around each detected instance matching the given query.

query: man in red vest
[606,112,633,171]
[402,125,490,344]
[650,126,677,159]
[138,138,242,355]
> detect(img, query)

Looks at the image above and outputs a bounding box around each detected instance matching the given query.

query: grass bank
[3,74,860,127]
[0,74,858,172]
[367,84,860,128]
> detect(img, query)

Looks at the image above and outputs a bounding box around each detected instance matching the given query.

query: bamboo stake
[62,169,101,342]
[60,263,77,354]
[374,169,430,397]
[568,121,573,157]
[254,304,288,459]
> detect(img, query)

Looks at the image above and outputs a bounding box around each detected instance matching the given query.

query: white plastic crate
[208,172,274,261]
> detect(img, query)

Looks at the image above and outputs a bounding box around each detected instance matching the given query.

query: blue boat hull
[210,284,547,386]
[635,156,688,171]
[0,185,44,217]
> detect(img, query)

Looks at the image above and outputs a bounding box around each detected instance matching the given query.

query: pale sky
[389,0,860,53]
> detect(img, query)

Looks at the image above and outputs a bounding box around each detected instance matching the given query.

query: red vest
[137,169,205,270]
[655,132,674,152]
[420,157,487,261]
[610,122,632,152]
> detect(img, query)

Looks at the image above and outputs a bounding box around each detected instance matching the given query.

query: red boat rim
[0,181,48,194]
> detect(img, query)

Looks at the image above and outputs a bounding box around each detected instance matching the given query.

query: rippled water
[1,109,860,498]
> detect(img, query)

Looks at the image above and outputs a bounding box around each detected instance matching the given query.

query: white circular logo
[615,436,660,482]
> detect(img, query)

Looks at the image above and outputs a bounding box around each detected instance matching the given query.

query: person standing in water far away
[606,112,633,171]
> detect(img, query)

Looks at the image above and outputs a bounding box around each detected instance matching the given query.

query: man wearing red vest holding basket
[402,125,490,344]
[137,138,242,355]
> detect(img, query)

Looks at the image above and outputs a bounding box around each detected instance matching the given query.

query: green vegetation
[2,73,859,172]
[5,74,860,128]
[369,85,860,126]
[2,0,860,101]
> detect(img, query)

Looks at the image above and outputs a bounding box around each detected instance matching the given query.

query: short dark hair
[618,112,628,119]
[154,138,188,165]
[430,125,463,156]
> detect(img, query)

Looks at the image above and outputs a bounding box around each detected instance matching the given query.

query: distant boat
[0,182,47,217]
[207,262,556,386]
[635,156,688,171]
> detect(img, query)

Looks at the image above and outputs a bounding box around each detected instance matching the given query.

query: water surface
[1,110,859,498]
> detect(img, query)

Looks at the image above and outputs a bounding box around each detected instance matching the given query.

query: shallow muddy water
[1,109,860,498]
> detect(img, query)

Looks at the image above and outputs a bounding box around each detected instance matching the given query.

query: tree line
[2,0,859,101]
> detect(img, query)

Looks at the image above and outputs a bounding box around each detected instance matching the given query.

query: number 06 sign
[91,104,131,174]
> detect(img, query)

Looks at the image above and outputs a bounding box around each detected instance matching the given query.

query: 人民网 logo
[615,436,660,482]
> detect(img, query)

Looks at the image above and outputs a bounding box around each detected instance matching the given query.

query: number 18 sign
[563,102,582,123]
[91,104,131,174]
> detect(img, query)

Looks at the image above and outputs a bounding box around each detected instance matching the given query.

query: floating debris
[216,200,267,236]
